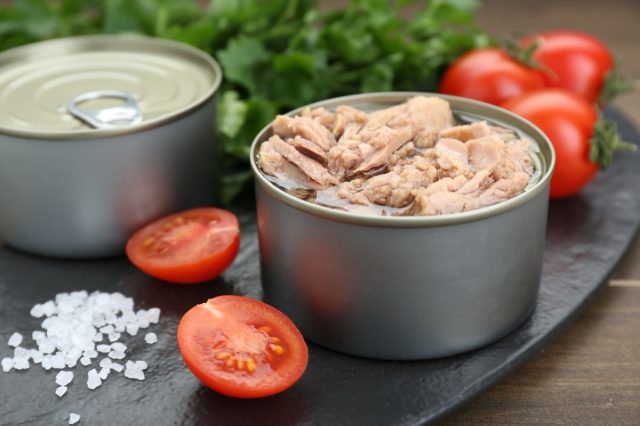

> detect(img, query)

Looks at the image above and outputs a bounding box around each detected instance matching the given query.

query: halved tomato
[126,208,240,284]
[177,295,308,398]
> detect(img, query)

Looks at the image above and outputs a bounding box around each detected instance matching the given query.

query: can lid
[0,35,222,139]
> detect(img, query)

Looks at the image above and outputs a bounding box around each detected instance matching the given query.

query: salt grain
[96,344,111,353]
[110,362,124,373]
[83,349,98,359]
[32,330,46,341]
[41,300,56,316]
[56,370,74,386]
[30,304,45,318]
[110,342,126,353]
[144,333,157,344]
[107,350,125,360]
[38,339,56,354]
[68,412,80,424]
[55,385,68,397]
[98,366,110,380]
[99,325,113,334]
[8,332,23,347]
[14,347,30,359]
[30,349,43,364]
[79,357,91,366]
[99,358,112,369]
[1,357,12,372]
[124,361,145,381]
[50,354,66,369]
[87,369,102,390]
[42,356,52,370]
[13,358,29,370]
[125,324,139,336]
[147,308,161,324]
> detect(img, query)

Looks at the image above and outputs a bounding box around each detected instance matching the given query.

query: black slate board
[1,109,639,426]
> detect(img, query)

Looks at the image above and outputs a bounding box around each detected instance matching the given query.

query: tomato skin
[126,208,240,284]
[502,89,599,199]
[439,48,544,105]
[522,31,614,103]
[177,295,308,398]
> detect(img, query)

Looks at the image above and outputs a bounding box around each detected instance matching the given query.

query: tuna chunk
[467,136,504,174]
[301,107,335,131]
[465,172,530,210]
[337,159,437,208]
[333,106,368,139]
[388,96,454,134]
[435,138,470,178]
[264,135,338,188]
[414,129,439,148]
[505,139,534,175]
[440,121,492,142]
[413,169,527,215]
[467,136,533,180]
[414,191,466,215]
[290,136,328,165]
[328,96,453,178]
[420,175,468,196]
[352,125,414,176]
[258,140,322,189]
[273,115,336,151]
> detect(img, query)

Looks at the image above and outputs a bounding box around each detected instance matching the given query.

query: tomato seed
[246,358,257,373]
[270,344,285,355]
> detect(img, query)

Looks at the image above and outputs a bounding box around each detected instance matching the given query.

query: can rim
[250,92,556,228]
[0,35,222,140]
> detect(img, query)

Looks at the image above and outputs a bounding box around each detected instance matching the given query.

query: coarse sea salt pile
[1,291,161,424]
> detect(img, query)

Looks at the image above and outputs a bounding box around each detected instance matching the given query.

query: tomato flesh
[126,208,240,284]
[177,295,308,398]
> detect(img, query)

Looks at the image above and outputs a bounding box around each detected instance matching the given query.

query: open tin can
[0,35,222,258]
[251,92,555,360]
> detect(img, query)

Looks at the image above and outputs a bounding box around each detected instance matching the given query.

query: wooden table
[442,0,640,424]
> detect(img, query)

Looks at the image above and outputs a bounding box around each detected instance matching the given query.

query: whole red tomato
[502,89,634,198]
[521,31,615,103]
[439,48,544,105]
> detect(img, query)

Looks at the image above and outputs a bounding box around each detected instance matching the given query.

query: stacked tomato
[440,31,635,198]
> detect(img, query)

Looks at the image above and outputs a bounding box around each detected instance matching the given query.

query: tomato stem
[598,59,635,105]
[504,37,557,80]
[589,117,637,168]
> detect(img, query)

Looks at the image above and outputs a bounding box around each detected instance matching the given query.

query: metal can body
[251,92,555,359]
[0,35,222,257]
[0,101,216,258]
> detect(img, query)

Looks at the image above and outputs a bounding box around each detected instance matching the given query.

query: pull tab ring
[67,90,143,129]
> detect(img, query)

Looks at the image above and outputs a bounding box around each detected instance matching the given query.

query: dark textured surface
[0,109,638,426]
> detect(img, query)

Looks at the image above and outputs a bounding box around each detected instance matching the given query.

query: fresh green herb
[0,0,491,203]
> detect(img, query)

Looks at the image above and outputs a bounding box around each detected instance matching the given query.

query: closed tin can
[0,35,222,258]
[250,92,555,360]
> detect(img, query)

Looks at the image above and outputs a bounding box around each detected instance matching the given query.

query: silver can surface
[250,92,555,360]
[0,35,222,257]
